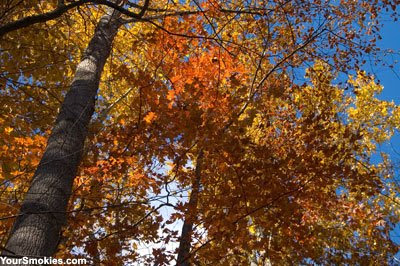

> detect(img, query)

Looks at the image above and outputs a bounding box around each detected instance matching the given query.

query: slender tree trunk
[177,150,203,266]
[2,9,121,259]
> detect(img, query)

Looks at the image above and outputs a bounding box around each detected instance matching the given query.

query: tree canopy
[1,0,400,265]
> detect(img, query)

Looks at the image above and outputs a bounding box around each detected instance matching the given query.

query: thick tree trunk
[2,9,121,259]
[176,151,203,266]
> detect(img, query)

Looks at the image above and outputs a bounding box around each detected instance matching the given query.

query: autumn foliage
[1,0,400,265]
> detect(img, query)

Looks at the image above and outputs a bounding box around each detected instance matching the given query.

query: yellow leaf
[4,127,13,134]
[249,224,256,234]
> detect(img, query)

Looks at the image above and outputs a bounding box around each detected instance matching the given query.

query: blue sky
[373,17,400,104]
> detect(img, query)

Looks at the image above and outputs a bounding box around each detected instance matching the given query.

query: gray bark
[177,151,203,266]
[2,9,121,259]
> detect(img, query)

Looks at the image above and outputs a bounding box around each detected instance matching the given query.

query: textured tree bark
[176,150,203,266]
[2,9,121,259]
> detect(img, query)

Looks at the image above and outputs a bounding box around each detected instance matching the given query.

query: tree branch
[0,0,151,37]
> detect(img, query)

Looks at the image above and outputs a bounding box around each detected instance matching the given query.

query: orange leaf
[144,112,157,124]
[170,75,180,83]
[167,90,175,101]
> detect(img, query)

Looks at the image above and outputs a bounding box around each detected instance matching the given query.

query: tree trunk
[2,9,121,259]
[177,150,203,266]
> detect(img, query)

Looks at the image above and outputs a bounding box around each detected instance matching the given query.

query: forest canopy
[1,0,400,265]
